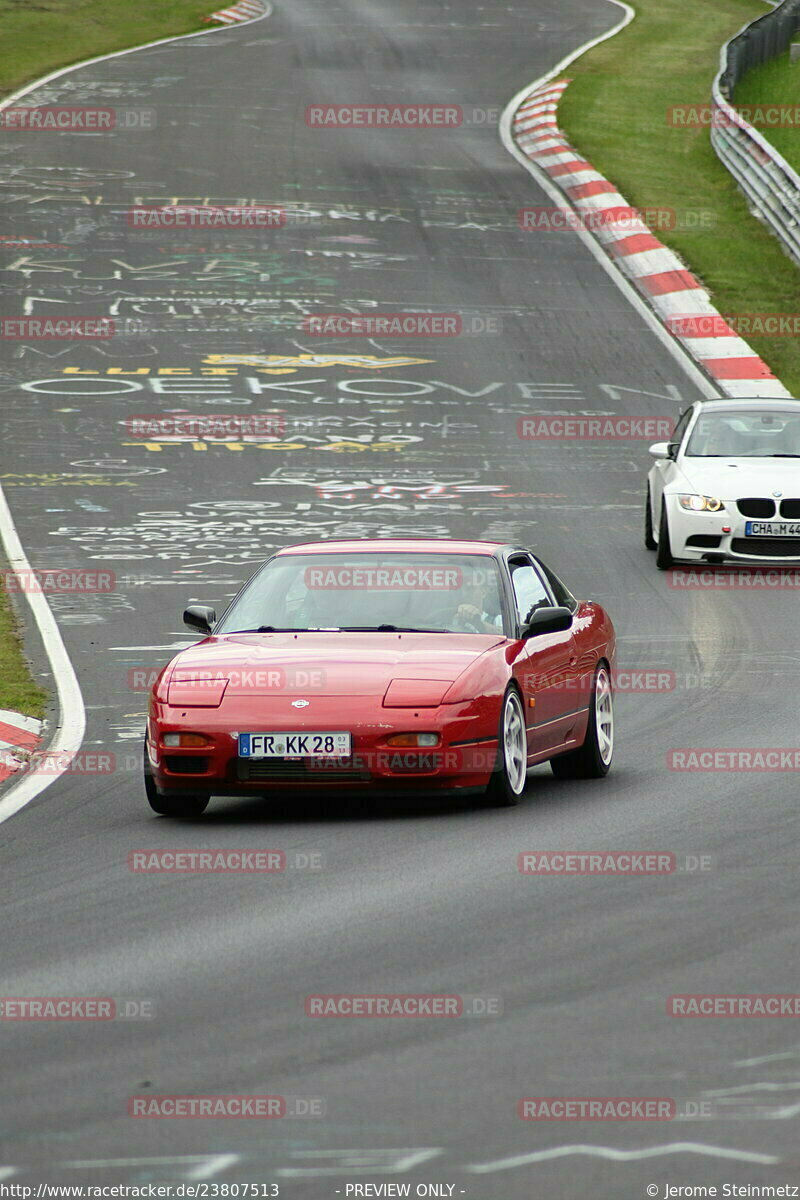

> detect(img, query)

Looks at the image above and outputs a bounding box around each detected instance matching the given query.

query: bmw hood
[675,458,800,502]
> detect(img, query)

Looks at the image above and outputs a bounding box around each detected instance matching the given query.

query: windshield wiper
[233,626,314,633]
[336,624,444,633]
[769,453,800,458]
[228,624,446,634]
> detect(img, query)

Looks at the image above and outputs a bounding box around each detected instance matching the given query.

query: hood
[168,631,504,702]
[676,457,800,502]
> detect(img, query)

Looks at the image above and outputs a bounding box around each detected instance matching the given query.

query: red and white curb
[512,79,790,400]
[205,0,266,24]
[0,710,43,785]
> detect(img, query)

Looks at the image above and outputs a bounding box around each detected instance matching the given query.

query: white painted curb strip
[0,710,42,736]
[0,1,272,825]
[499,0,791,401]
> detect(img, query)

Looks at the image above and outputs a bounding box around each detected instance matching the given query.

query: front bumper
[147,695,500,796]
[666,499,800,564]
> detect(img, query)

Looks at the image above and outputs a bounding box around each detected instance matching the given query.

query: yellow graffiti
[120,441,405,453]
[0,474,134,486]
[202,353,433,374]
[60,367,243,375]
[58,360,433,376]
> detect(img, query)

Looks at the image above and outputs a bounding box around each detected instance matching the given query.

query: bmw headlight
[678,495,725,513]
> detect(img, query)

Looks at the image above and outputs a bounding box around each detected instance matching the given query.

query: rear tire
[144,740,209,817]
[645,486,657,550]
[550,663,614,779]
[655,501,674,570]
[486,687,528,807]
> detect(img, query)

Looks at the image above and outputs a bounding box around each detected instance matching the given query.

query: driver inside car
[451,572,504,633]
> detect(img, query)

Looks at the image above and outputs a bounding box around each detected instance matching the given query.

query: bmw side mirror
[648,442,669,460]
[183,605,216,635]
[520,606,573,638]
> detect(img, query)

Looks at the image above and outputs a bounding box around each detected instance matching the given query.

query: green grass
[0,0,218,98]
[0,574,47,719]
[734,46,800,173]
[557,0,800,395]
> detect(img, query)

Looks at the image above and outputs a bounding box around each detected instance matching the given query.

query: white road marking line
[735,1048,800,1067]
[465,1142,781,1172]
[277,1149,442,1177]
[66,1156,239,1178]
[703,1081,800,1119]
[186,1156,241,1179]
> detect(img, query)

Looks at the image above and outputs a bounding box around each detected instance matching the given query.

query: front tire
[550,663,614,779]
[144,741,209,817]
[645,486,657,550]
[486,687,528,807]
[655,501,674,570]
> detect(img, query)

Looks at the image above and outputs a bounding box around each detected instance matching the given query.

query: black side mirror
[520,606,573,638]
[183,605,216,635]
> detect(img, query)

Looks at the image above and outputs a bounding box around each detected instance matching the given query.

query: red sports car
[144,539,616,816]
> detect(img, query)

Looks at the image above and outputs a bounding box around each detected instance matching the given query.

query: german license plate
[745,521,800,536]
[238,731,352,758]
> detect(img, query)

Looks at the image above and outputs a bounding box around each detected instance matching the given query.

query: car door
[506,554,577,758]
[650,405,694,518]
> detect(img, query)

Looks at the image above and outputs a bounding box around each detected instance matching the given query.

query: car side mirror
[183,605,216,635]
[649,442,670,460]
[520,606,573,638]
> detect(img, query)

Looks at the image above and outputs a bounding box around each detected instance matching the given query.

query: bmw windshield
[685,409,800,457]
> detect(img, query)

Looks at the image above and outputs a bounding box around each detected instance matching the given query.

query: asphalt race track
[2,0,800,1195]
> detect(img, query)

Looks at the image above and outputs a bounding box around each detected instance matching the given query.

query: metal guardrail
[711,0,800,268]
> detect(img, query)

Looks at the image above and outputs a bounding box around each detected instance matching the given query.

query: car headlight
[678,495,725,513]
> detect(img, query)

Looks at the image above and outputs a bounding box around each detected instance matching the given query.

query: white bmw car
[646,397,800,569]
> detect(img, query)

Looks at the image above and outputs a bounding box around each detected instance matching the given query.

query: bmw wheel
[655,501,674,570]
[645,485,657,550]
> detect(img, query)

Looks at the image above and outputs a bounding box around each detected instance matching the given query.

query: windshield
[685,409,800,457]
[216,553,505,635]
